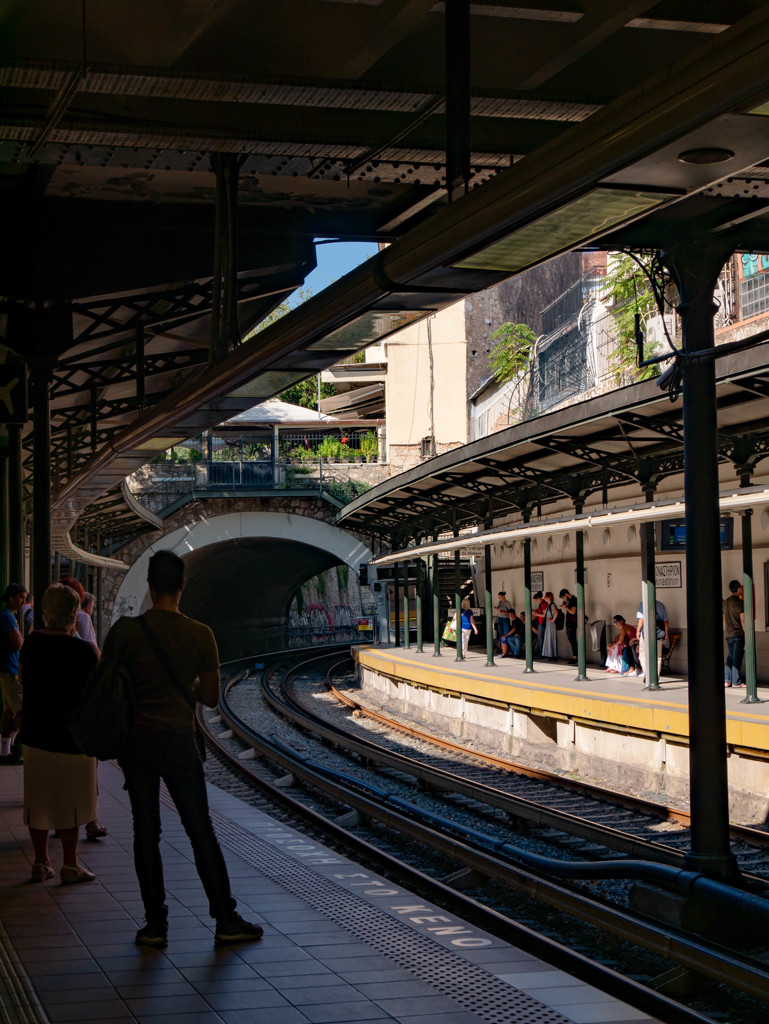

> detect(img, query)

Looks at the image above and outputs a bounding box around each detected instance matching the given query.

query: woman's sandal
[85,822,108,840]
[31,862,55,882]
[60,865,96,885]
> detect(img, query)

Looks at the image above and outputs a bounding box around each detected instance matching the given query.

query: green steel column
[432,546,442,657]
[454,541,463,662]
[7,424,23,583]
[0,439,8,588]
[31,362,53,629]
[575,528,587,680]
[523,528,534,673]
[641,521,660,691]
[394,561,401,647]
[483,526,494,667]
[403,560,411,649]
[415,558,424,652]
[741,511,759,704]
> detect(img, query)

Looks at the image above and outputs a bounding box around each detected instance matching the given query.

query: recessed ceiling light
[677,147,735,165]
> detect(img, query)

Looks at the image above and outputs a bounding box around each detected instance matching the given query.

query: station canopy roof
[5,3,769,562]
[335,344,769,540]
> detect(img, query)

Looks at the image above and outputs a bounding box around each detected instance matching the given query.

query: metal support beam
[415,558,424,653]
[135,325,145,409]
[523,519,534,674]
[741,511,759,704]
[31,362,53,628]
[7,424,23,584]
[444,0,470,201]
[454,525,463,662]
[484,517,494,667]
[575,528,587,681]
[663,240,739,883]
[403,560,411,650]
[394,561,401,647]
[432,542,442,658]
[0,441,8,588]
[641,520,660,691]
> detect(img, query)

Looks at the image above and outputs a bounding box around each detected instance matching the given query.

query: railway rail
[203,646,769,1023]
[322,658,769,866]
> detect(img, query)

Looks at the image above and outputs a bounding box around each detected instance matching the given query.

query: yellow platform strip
[355,648,769,753]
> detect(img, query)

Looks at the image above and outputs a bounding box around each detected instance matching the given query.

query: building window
[740,273,769,320]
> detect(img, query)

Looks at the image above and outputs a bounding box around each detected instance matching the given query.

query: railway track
[320,657,769,871]
[203,646,769,1024]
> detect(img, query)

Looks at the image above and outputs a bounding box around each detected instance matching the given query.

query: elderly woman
[19,584,98,884]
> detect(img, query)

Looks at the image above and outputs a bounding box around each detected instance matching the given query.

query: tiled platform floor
[0,759,662,1024]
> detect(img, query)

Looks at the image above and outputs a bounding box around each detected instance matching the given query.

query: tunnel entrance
[111,511,372,660]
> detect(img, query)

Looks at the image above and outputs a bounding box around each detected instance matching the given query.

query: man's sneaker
[214,912,264,946]
[135,923,168,949]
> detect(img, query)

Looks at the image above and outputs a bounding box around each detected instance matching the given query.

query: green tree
[488,322,537,385]
[279,377,336,410]
[601,252,661,382]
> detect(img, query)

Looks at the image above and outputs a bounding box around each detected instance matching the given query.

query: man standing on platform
[0,584,26,760]
[101,550,263,949]
[723,579,745,688]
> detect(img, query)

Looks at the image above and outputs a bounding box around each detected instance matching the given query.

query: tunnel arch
[112,511,373,657]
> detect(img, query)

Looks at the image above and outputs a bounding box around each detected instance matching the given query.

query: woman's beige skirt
[22,746,97,830]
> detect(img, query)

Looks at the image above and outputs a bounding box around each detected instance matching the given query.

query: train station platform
[0,758,661,1024]
[352,646,769,822]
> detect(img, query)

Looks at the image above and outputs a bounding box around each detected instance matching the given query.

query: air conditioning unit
[645,314,675,349]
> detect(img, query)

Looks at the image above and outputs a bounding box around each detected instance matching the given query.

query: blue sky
[295,240,377,300]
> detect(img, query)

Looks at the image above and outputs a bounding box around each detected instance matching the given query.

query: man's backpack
[70,649,134,760]
[554,607,565,630]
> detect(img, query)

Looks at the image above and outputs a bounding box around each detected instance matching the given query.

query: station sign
[655,561,682,589]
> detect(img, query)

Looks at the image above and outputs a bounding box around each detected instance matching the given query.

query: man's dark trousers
[119,732,236,926]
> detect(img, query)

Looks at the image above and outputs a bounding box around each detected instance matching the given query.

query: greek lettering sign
[531,571,544,592]
[655,561,682,588]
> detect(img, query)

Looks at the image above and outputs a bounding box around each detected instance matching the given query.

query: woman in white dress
[541,592,558,660]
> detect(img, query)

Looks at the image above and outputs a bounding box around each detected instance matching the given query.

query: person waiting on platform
[540,592,558,660]
[493,592,512,646]
[19,583,98,884]
[533,591,548,655]
[498,610,524,657]
[605,615,636,674]
[723,579,745,688]
[101,549,263,949]
[559,588,579,663]
[459,598,478,655]
[1,583,26,760]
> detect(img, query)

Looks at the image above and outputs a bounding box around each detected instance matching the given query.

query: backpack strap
[136,615,196,711]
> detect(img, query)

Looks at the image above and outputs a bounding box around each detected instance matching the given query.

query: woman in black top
[19,584,98,884]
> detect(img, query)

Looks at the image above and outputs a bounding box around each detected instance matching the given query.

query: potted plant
[360,431,378,462]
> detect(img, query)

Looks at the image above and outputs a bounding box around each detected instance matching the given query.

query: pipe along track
[210,647,769,1012]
